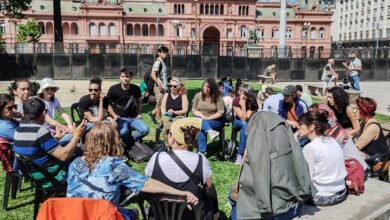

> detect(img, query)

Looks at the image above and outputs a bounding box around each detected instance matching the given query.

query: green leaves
[3,0,32,20]
[16,18,41,43]
[0,32,5,53]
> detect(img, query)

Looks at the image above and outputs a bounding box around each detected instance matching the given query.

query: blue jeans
[233,120,248,156]
[117,117,149,141]
[85,120,110,131]
[228,185,302,220]
[349,75,360,91]
[196,118,224,152]
[58,133,73,146]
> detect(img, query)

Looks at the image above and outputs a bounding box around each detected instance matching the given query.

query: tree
[0,33,6,53]
[16,18,41,53]
[3,0,32,20]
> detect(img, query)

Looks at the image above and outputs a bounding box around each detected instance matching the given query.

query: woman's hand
[167,109,174,115]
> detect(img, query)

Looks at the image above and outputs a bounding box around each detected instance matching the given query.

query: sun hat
[282,85,297,96]
[171,117,202,146]
[38,78,59,94]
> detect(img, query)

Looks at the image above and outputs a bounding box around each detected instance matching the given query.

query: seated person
[139,80,149,103]
[299,111,347,206]
[192,78,224,153]
[145,118,218,220]
[160,77,189,146]
[262,92,283,113]
[278,85,308,130]
[327,87,360,137]
[257,85,274,110]
[78,77,109,131]
[220,77,233,97]
[309,103,368,173]
[296,85,312,107]
[9,78,31,118]
[13,97,86,192]
[234,79,243,97]
[233,84,258,165]
[265,64,277,84]
[67,121,198,220]
[0,94,19,142]
[354,97,389,160]
[38,78,74,147]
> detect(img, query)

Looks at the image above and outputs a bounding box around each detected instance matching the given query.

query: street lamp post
[171,19,180,55]
[303,22,311,58]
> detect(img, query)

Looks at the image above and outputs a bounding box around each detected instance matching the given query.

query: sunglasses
[45,87,55,91]
[6,105,17,110]
[168,85,178,89]
[88,89,100,92]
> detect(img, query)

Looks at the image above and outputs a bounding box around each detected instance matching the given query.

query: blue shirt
[67,156,149,219]
[222,82,233,97]
[262,93,283,114]
[0,119,19,142]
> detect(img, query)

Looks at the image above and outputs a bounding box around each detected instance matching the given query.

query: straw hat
[37,78,59,94]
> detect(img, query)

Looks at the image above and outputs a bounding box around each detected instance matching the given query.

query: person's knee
[139,125,149,136]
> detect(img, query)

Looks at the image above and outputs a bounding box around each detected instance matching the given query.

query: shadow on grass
[6,200,34,211]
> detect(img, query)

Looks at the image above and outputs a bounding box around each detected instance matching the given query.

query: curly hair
[356,97,377,118]
[0,94,14,119]
[201,78,221,103]
[298,111,331,136]
[328,87,349,113]
[90,77,102,89]
[84,122,123,173]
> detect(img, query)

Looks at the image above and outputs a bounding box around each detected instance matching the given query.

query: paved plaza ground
[0,79,389,116]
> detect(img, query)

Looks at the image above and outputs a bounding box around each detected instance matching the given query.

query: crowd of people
[0,48,387,220]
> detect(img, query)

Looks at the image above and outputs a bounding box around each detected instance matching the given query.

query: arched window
[200,4,204,14]
[99,23,106,36]
[0,22,5,34]
[71,23,78,35]
[271,46,278,58]
[220,5,224,15]
[239,6,241,15]
[174,4,177,14]
[158,24,164,36]
[310,27,316,39]
[38,22,45,34]
[89,23,96,36]
[319,28,325,40]
[178,4,181,14]
[177,24,182,37]
[205,4,209,14]
[215,5,219,15]
[142,24,148,36]
[181,4,184,14]
[301,28,307,39]
[109,23,115,36]
[127,24,133,36]
[240,25,247,38]
[271,28,278,38]
[246,6,249,15]
[210,4,214,15]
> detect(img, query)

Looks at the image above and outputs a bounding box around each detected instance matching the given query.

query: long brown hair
[84,122,123,172]
[201,78,220,103]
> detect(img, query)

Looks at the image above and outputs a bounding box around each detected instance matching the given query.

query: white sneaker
[207,129,220,141]
[235,154,243,165]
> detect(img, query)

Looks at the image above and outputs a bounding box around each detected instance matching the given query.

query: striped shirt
[13,122,66,189]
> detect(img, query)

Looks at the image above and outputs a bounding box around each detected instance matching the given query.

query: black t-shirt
[106,83,141,117]
[78,95,109,119]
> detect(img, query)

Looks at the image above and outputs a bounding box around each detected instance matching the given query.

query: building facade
[0,0,332,57]
[331,0,390,48]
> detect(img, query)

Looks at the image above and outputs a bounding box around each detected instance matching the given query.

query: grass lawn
[0,80,389,220]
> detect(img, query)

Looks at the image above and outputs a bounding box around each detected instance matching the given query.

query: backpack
[223,139,237,162]
[152,140,167,152]
[144,59,163,96]
[345,158,365,195]
[127,142,154,162]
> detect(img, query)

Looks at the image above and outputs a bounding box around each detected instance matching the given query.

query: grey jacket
[237,112,317,219]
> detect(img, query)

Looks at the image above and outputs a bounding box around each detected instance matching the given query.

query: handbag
[167,151,217,219]
[127,142,154,162]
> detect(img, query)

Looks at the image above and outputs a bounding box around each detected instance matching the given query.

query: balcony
[86,35,120,42]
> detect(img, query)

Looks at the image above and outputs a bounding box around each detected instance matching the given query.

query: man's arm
[136,98,142,118]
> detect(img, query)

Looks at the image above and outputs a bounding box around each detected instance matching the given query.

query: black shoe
[148,111,157,124]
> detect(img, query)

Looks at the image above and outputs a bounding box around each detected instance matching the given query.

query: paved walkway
[1,80,389,116]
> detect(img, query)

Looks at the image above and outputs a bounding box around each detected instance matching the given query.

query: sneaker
[235,154,243,165]
[148,111,157,124]
[207,129,220,141]
[120,154,129,162]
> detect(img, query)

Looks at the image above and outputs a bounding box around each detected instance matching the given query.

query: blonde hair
[83,122,123,173]
[170,77,187,96]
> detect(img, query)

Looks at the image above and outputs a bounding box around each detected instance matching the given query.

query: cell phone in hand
[164,112,173,120]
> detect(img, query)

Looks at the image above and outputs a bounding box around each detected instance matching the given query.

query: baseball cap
[282,85,297,96]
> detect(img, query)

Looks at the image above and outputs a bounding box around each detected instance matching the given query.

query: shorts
[322,76,334,89]
[153,86,164,108]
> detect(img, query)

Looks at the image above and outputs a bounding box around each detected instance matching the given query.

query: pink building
[0,0,332,57]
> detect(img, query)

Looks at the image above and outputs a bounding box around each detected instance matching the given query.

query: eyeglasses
[168,85,178,89]
[6,105,17,110]
[88,89,100,92]
[45,87,55,91]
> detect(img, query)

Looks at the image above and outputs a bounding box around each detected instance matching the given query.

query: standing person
[38,78,74,146]
[0,94,19,142]
[342,52,362,91]
[233,84,259,165]
[299,111,347,206]
[321,59,339,99]
[78,77,109,131]
[265,64,277,84]
[107,69,149,148]
[149,46,169,124]
[278,85,308,130]
[234,79,243,97]
[9,78,31,118]
[296,85,313,107]
[220,77,234,97]
[327,87,360,137]
[192,78,224,153]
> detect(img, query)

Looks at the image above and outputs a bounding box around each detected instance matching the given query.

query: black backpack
[144,59,163,96]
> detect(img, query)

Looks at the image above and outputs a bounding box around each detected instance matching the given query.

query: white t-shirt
[303,136,347,196]
[145,151,212,183]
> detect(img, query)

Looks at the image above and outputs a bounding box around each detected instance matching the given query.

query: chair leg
[33,186,42,220]
[11,174,19,199]
[16,175,22,193]
[3,172,12,211]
